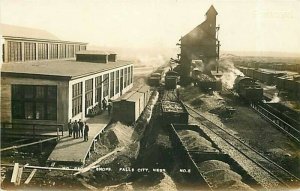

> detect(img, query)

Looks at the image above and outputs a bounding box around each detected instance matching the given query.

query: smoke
[136,54,167,67]
[219,59,244,89]
[268,93,280,103]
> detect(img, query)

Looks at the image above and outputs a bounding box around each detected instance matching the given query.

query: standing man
[84,122,89,142]
[73,120,79,139]
[107,102,112,116]
[78,119,84,137]
[102,98,107,111]
[67,119,73,137]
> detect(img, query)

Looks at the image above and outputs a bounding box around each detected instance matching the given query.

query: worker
[107,102,112,116]
[78,119,84,137]
[67,119,73,137]
[102,98,107,111]
[84,122,89,142]
[73,120,79,139]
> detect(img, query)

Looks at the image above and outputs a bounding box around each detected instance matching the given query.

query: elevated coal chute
[174,5,221,86]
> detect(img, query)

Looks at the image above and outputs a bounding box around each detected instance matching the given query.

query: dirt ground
[179,85,300,178]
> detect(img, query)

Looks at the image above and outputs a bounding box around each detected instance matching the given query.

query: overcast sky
[1,0,299,54]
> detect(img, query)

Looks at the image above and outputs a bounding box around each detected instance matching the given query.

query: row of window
[10,67,133,119]
[71,66,133,117]
[5,40,86,62]
[12,85,57,120]
[72,82,83,117]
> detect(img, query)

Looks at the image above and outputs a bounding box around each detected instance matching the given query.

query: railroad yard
[1,3,300,191]
[1,56,300,191]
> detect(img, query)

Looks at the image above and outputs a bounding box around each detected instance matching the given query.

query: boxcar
[165,70,179,90]
[113,85,150,124]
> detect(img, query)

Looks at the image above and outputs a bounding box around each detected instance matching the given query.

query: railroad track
[223,87,300,144]
[184,103,300,189]
[250,102,300,144]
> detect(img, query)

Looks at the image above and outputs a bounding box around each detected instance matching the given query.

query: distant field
[229,56,300,65]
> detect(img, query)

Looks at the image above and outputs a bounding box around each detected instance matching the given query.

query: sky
[1,0,299,55]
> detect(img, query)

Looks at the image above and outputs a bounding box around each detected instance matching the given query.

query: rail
[1,122,64,140]
[184,103,300,189]
[250,103,300,144]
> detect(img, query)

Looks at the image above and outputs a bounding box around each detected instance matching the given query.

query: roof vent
[76,50,117,63]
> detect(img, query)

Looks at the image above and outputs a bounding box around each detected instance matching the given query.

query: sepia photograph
[0,0,299,190]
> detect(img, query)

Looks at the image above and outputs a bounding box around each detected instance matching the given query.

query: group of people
[67,98,113,142]
[102,98,112,116]
[67,119,89,142]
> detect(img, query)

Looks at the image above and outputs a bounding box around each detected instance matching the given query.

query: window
[11,85,57,120]
[68,45,75,58]
[124,68,128,87]
[115,70,119,94]
[75,45,80,53]
[130,66,133,84]
[2,44,4,62]
[8,41,22,62]
[24,42,36,61]
[80,45,86,51]
[85,79,93,109]
[110,72,115,98]
[38,43,48,60]
[95,76,102,103]
[127,67,130,86]
[49,44,58,59]
[59,44,66,59]
[120,69,124,90]
[103,74,109,97]
[72,82,82,117]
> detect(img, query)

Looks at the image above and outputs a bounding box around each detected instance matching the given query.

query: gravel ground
[180,86,300,179]
[189,116,282,190]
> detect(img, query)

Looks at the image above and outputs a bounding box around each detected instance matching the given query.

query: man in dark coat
[78,119,84,137]
[102,98,107,110]
[73,120,79,139]
[67,119,73,137]
[84,122,89,142]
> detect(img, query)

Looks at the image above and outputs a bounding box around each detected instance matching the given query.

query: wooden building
[1,24,133,131]
[176,5,220,82]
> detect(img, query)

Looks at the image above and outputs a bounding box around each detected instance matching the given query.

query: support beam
[11,163,19,184]
[24,169,37,184]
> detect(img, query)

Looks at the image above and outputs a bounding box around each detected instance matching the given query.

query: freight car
[148,68,165,86]
[112,85,151,124]
[161,90,189,125]
[234,76,263,102]
[191,70,222,91]
[274,75,300,98]
[165,70,179,90]
[148,73,162,86]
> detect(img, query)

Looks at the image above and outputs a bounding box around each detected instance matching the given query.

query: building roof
[126,92,143,102]
[181,6,218,43]
[206,5,218,15]
[1,23,59,40]
[0,23,87,44]
[76,50,116,55]
[1,59,132,80]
